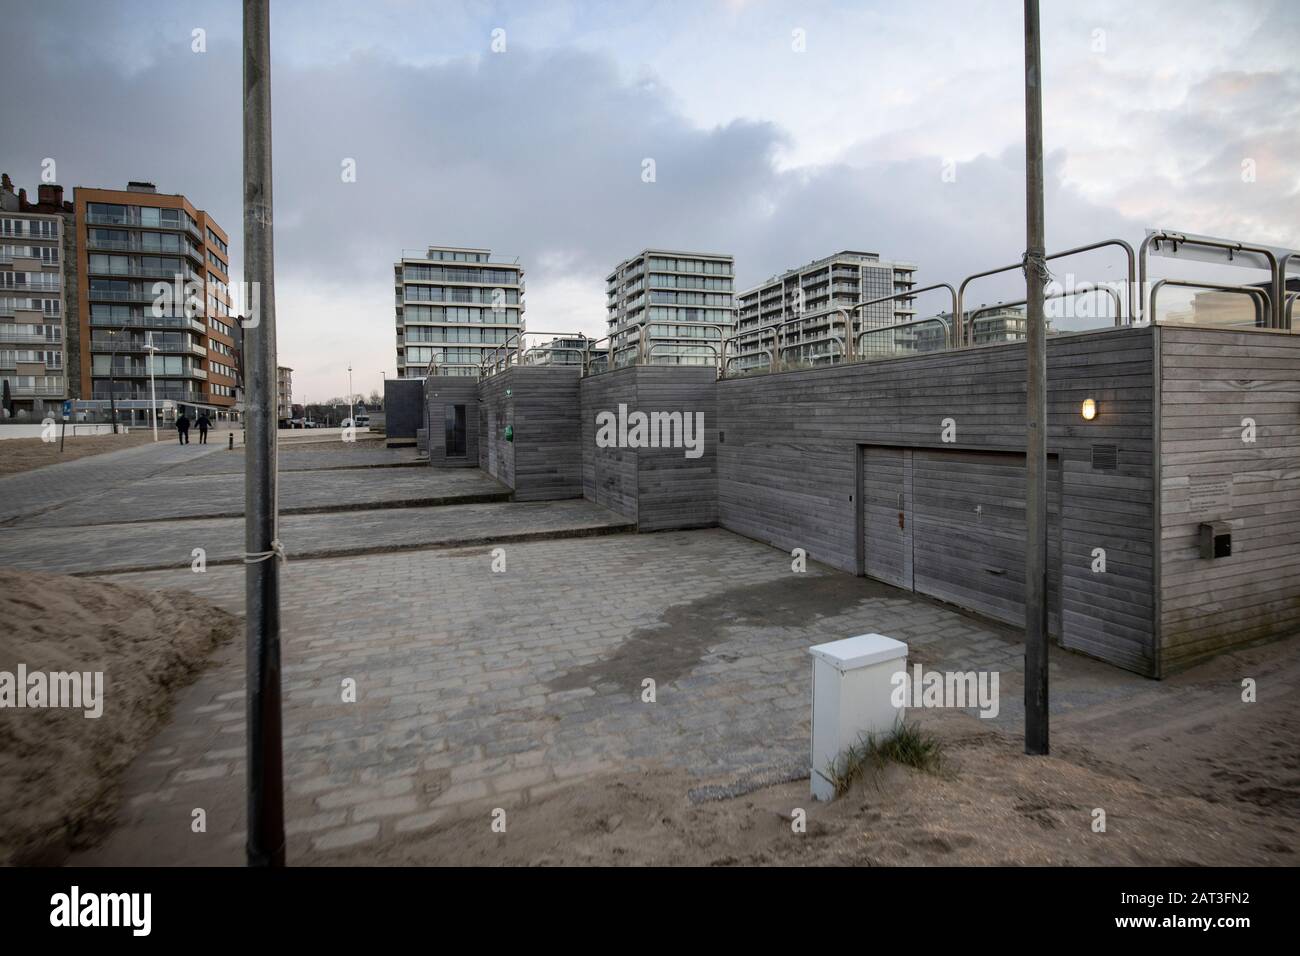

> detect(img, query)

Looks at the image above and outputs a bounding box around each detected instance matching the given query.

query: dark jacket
[196,414,211,432]
[176,415,190,432]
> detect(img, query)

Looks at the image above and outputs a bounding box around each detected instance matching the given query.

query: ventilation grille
[1091,443,1119,471]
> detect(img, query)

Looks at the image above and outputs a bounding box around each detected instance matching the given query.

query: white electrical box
[808,633,909,801]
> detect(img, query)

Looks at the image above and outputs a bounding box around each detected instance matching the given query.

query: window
[445,404,467,457]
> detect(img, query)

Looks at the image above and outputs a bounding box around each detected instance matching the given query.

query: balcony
[0,327,61,345]
[90,339,193,355]
[91,389,209,403]
[85,213,185,231]
[90,314,207,333]
[1,384,65,398]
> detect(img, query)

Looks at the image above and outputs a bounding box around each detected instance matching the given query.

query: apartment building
[394,246,524,378]
[276,365,293,424]
[75,181,240,425]
[0,174,73,419]
[605,249,734,368]
[733,250,916,370]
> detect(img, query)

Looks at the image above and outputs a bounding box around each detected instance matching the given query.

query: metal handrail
[855,314,953,355]
[958,238,1137,342]
[583,333,616,376]
[774,311,849,366]
[646,341,721,370]
[521,346,587,366]
[725,323,779,371]
[1140,231,1280,327]
[963,283,1125,345]
[1276,251,1299,331]
[1148,279,1272,329]
[834,284,955,362]
[724,352,774,375]
[777,331,846,367]
[424,362,480,381]
[478,329,587,377]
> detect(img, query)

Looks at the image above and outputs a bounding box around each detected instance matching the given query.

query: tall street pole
[1023,0,1050,755]
[146,330,158,442]
[243,0,286,866]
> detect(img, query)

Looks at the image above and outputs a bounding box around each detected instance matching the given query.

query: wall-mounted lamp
[1080,398,1098,421]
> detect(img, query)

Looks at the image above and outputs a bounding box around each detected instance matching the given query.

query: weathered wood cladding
[580,367,638,522]
[1157,326,1300,673]
[424,376,479,468]
[477,366,583,500]
[716,326,1158,675]
[579,365,719,530]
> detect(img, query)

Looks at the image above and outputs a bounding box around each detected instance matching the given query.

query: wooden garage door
[862,446,1061,633]
[863,446,912,589]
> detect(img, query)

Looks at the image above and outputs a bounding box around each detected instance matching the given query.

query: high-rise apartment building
[605,249,734,368]
[733,250,916,370]
[0,174,73,419]
[394,246,524,378]
[75,182,240,425]
[276,365,293,424]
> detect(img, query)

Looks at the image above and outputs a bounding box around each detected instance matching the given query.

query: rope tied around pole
[242,538,287,565]
[1021,249,1054,286]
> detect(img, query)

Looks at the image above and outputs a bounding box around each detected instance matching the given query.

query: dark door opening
[445,403,467,458]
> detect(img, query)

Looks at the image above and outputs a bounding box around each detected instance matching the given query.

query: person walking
[196,412,211,445]
[176,411,190,445]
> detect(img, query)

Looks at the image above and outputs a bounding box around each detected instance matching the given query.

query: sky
[2,0,1297,402]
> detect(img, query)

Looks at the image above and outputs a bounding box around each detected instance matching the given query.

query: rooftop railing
[422,230,1295,386]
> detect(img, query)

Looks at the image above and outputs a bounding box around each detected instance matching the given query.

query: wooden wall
[579,366,719,529]
[1157,326,1300,672]
[580,367,639,522]
[476,367,583,500]
[424,376,479,468]
[716,326,1159,675]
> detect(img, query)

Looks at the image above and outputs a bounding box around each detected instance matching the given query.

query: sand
[330,638,1300,866]
[0,569,239,864]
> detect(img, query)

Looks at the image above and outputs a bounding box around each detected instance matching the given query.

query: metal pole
[1023,0,1049,756]
[108,328,119,434]
[243,0,285,866]
[348,363,354,424]
[147,331,158,442]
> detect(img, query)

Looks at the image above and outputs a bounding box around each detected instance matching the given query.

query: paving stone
[311,823,380,852]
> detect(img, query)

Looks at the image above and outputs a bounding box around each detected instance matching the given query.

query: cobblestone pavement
[162,442,423,476]
[72,528,1143,865]
[0,499,634,574]
[0,439,226,525]
[12,465,507,528]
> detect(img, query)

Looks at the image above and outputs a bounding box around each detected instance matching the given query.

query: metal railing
[1148,279,1271,329]
[410,232,1293,386]
[958,238,1136,343]
[1139,231,1281,328]
[856,315,954,358]
[962,284,1124,345]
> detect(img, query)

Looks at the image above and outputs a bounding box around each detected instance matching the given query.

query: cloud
[2,0,1296,399]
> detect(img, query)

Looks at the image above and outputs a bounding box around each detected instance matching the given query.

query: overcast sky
[2,0,1297,401]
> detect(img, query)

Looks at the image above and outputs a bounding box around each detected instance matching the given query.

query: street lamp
[145,330,159,442]
[347,363,354,425]
[107,324,128,434]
